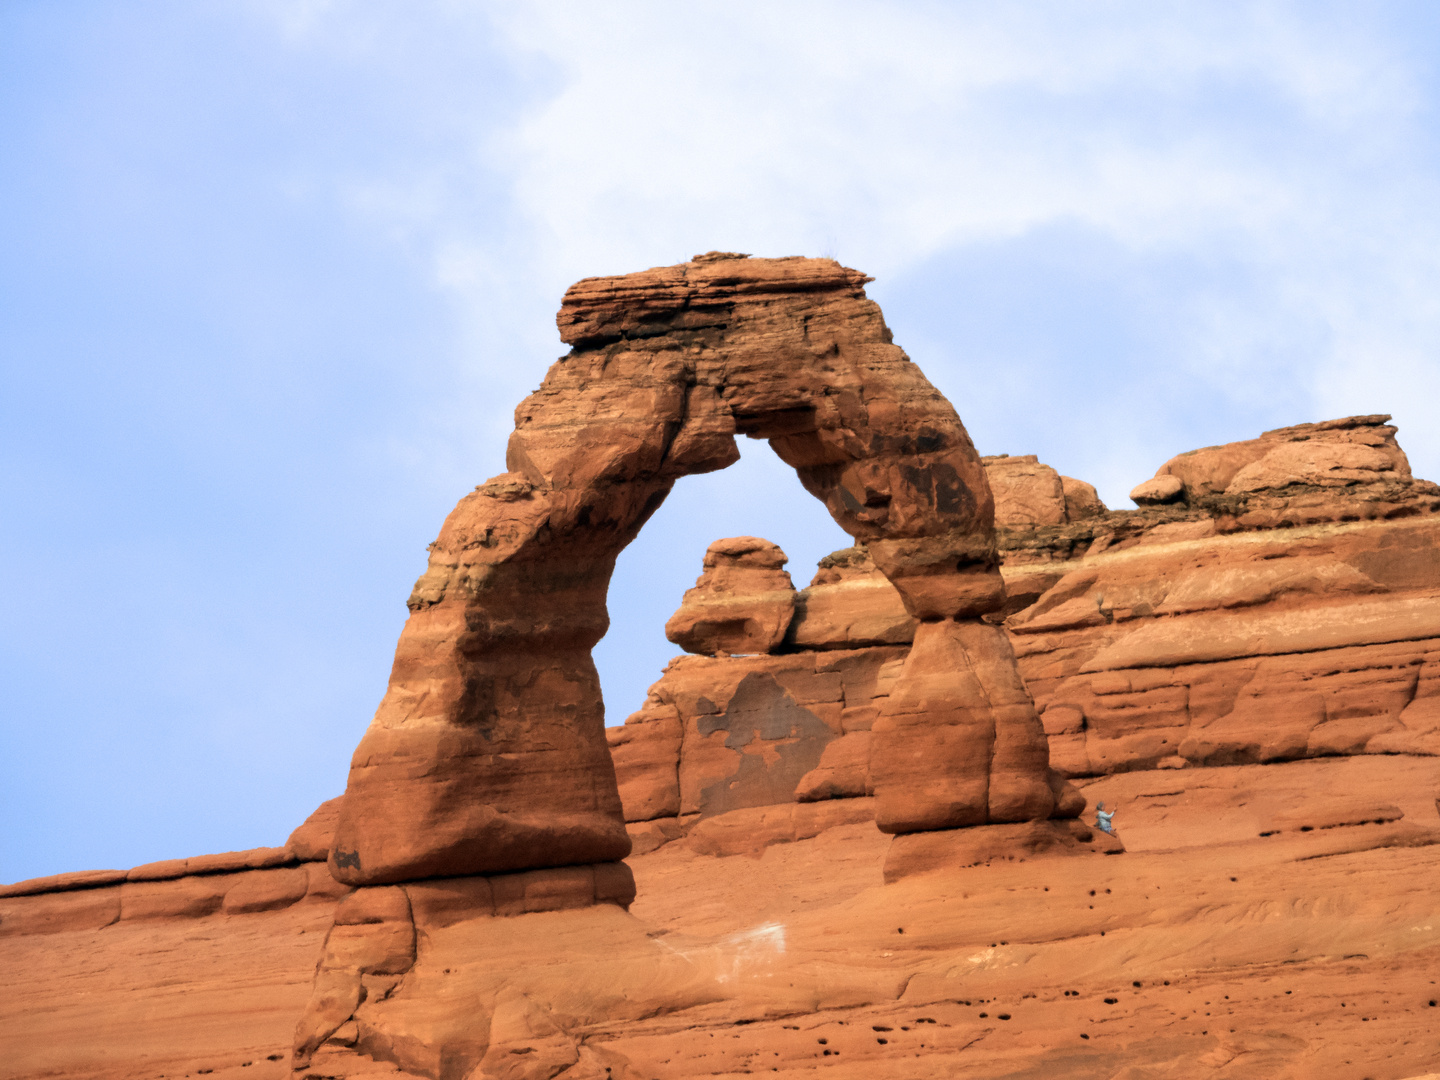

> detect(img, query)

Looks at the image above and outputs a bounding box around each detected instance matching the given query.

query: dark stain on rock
[696,673,836,816]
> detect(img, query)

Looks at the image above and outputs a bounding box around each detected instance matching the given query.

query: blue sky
[5,2,1440,882]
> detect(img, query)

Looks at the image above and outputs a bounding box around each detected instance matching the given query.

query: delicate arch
[330,253,1058,885]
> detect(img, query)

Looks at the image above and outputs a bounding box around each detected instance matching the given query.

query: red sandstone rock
[871,620,1056,832]
[11,408,1440,1079]
[1000,413,1440,782]
[979,455,1107,527]
[221,865,311,914]
[605,706,683,822]
[1010,517,1440,775]
[187,845,293,875]
[603,415,1439,840]
[883,818,1121,882]
[664,536,797,656]
[332,254,1050,887]
[120,874,232,921]
[302,860,352,902]
[7,703,1440,1079]
[794,729,873,801]
[683,797,879,857]
[1151,414,1419,500]
[0,885,120,936]
[1061,474,1106,519]
[0,868,126,898]
[1130,473,1185,504]
[650,646,904,820]
[126,857,190,882]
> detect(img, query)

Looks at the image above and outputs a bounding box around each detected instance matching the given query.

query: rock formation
[330,252,1070,891]
[663,536,797,656]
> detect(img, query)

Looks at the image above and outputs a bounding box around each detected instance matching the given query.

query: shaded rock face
[609,645,907,834]
[332,253,1058,886]
[664,536,796,656]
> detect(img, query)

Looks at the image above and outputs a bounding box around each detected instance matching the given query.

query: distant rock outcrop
[983,453,1107,526]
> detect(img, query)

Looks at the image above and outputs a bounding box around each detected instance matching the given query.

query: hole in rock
[594,442,852,726]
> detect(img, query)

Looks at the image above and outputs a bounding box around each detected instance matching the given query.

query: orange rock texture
[663,536,798,656]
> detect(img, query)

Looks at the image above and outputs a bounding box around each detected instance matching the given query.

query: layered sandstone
[1003,416,1440,778]
[11,251,1440,1078]
[6,415,1440,1079]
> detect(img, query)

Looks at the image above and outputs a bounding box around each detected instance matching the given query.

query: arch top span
[329,253,1065,887]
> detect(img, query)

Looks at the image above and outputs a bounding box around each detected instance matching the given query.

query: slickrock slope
[0,805,351,1080]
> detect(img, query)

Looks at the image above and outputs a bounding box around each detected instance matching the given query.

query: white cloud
[250,0,1440,505]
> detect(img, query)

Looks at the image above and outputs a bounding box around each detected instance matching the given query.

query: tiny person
[1095,802,1117,835]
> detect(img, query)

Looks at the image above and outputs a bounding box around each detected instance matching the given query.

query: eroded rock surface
[999,418,1440,779]
[7,413,1440,1079]
[983,453,1107,526]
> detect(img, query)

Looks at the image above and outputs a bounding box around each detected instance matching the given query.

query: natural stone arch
[329,253,1064,886]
